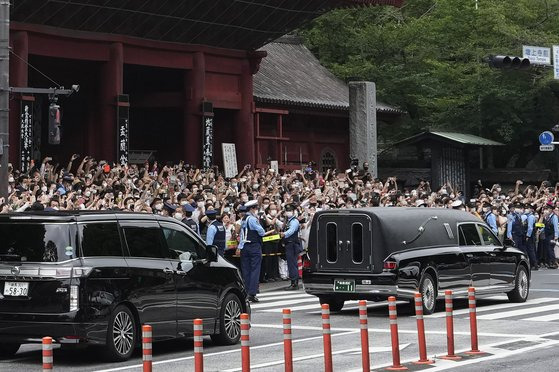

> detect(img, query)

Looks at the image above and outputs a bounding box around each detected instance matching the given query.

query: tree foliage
[301,0,559,167]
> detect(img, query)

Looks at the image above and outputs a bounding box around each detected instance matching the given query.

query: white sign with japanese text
[222,143,238,178]
[523,45,551,65]
[553,45,559,80]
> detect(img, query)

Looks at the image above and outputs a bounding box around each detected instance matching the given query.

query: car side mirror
[502,238,514,249]
[206,245,219,262]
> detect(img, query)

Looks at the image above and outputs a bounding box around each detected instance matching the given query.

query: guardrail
[39,287,486,371]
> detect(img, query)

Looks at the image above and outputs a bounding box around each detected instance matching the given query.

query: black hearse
[303,207,530,314]
[0,211,248,361]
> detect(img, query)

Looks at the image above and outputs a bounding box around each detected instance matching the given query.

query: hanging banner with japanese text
[19,100,33,173]
[202,116,214,169]
[222,143,238,178]
[116,94,130,165]
[553,45,559,80]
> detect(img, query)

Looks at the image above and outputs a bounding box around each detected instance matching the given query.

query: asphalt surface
[4,270,559,371]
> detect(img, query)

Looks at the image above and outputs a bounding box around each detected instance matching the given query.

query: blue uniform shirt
[206,224,217,246]
[552,214,559,240]
[239,214,265,249]
[506,212,521,240]
[485,212,498,236]
[284,216,300,239]
[526,213,536,238]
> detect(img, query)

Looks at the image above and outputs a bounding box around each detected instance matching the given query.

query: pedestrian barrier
[386,296,408,371]
[283,309,293,372]
[465,287,484,355]
[241,313,250,372]
[413,293,434,365]
[142,324,153,372]
[321,304,333,372]
[36,289,487,371]
[194,319,204,372]
[42,336,53,372]
[358,300,370,372]
[440,290,461,361]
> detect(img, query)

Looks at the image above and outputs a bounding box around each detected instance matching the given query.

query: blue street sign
[539,131,554,145]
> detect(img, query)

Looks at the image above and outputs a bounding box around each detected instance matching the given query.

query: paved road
[3,270,559,371]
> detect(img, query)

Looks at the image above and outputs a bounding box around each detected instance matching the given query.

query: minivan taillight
[383,261,398,271]
[37,267,92,278]
[70,285,79,311]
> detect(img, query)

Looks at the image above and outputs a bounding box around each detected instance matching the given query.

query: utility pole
[0,0,8,199]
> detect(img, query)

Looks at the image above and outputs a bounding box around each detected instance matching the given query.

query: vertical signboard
[222,143,238,178]
[202,101,214,169]
[553,45,559,80]
[20,100,33,172]
[116,94,130,166]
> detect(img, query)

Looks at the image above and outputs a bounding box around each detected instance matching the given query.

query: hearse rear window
[0,223,74,262]
[326,223,337,263]
[459,224,482,246]
[80,223,123,257]
[352,223,363,263]
[123,226,166,258]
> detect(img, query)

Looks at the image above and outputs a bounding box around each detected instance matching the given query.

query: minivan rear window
[0,223,75,262]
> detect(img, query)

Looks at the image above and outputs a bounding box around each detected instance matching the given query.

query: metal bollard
[283,309,293,372]
[194,319,204,372]
[385,297,408,371]
[322,304,333,372]
[358,300,370,372]
[142,325,153,372]
[412,293,434,365]
[465,287,484,355]
[440,290,462,361]
[241,313,250,372]
[42,337,53,372]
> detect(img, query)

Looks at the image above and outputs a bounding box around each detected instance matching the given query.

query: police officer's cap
[205,209,217,217]
[163,201,177,212]
[184,204,195,213]
[238,204,248,212]
[245,200,258,210]
[451,200,462,209]
[285,203,297,211]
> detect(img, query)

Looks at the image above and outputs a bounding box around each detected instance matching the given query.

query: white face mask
[84,191,91,198]
[41,186,48,192]
[174,213,183,220]
[180,201,188,206]
[269,210,277,216]
[155,203,163,211]
[285,211,294,218]
[197,201,205,208]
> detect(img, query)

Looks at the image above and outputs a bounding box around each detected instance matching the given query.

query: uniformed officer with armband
[281,204,303,290]
[182,204,200,235]
[524,204,538,270]
[205,210,226,256]
[236,200,274,303]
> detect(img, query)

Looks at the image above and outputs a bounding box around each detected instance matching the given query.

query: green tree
[302,0,559,167]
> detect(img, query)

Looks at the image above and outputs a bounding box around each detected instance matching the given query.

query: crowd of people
[2,155,559,287]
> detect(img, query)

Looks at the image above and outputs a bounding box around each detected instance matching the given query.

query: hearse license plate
[3,282,29,297]
[334,279,355,293]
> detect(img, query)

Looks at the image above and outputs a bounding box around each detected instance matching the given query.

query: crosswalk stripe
[251,297,319,309]
[428,297,557,318]
[255,293,313,302]
[523,312,559,322]
[257,290,297,298]
[261,302,321,313]
[477,303,559,320]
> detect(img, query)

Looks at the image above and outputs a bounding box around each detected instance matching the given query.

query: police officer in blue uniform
[237,200,271,303]
[507,203,524,250]
[205,210,226,256]
[281,204,303,291]
[483,203,498,236]
[523,203,538,270]
[182,204,200,235]
[543,205,559,269]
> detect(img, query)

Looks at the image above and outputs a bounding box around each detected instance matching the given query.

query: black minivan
[0,211,249,361]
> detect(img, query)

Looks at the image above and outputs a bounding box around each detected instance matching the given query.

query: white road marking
[530,288,559,292]
[221,344,411,371]
[477,303,559,320]
[428,297,557,318]
[523,312,559,322]
[254,292,314,302]
[251,297,319,309]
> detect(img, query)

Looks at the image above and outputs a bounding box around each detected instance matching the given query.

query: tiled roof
[393,131,505,147]
[253,35,403,114]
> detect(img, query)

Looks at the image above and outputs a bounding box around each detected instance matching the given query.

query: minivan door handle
[163,268,174,274]
[346,241,351,252]
[338,240,343,251]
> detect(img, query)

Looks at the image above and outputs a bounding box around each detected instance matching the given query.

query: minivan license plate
[3,282,29,297]
[334,279,355,293]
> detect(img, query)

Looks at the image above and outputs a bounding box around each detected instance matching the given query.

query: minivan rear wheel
[103,305,137,362]
[211,293,242,345]
[319,297,345,312]
[0,343,20,358]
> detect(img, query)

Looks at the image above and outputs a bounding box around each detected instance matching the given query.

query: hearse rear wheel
[419,273,437,315]
[319,297,345,312]
[0,343,20,358]
[103,305,137,362]
[507,265,529,303]
[211,293,242,345]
